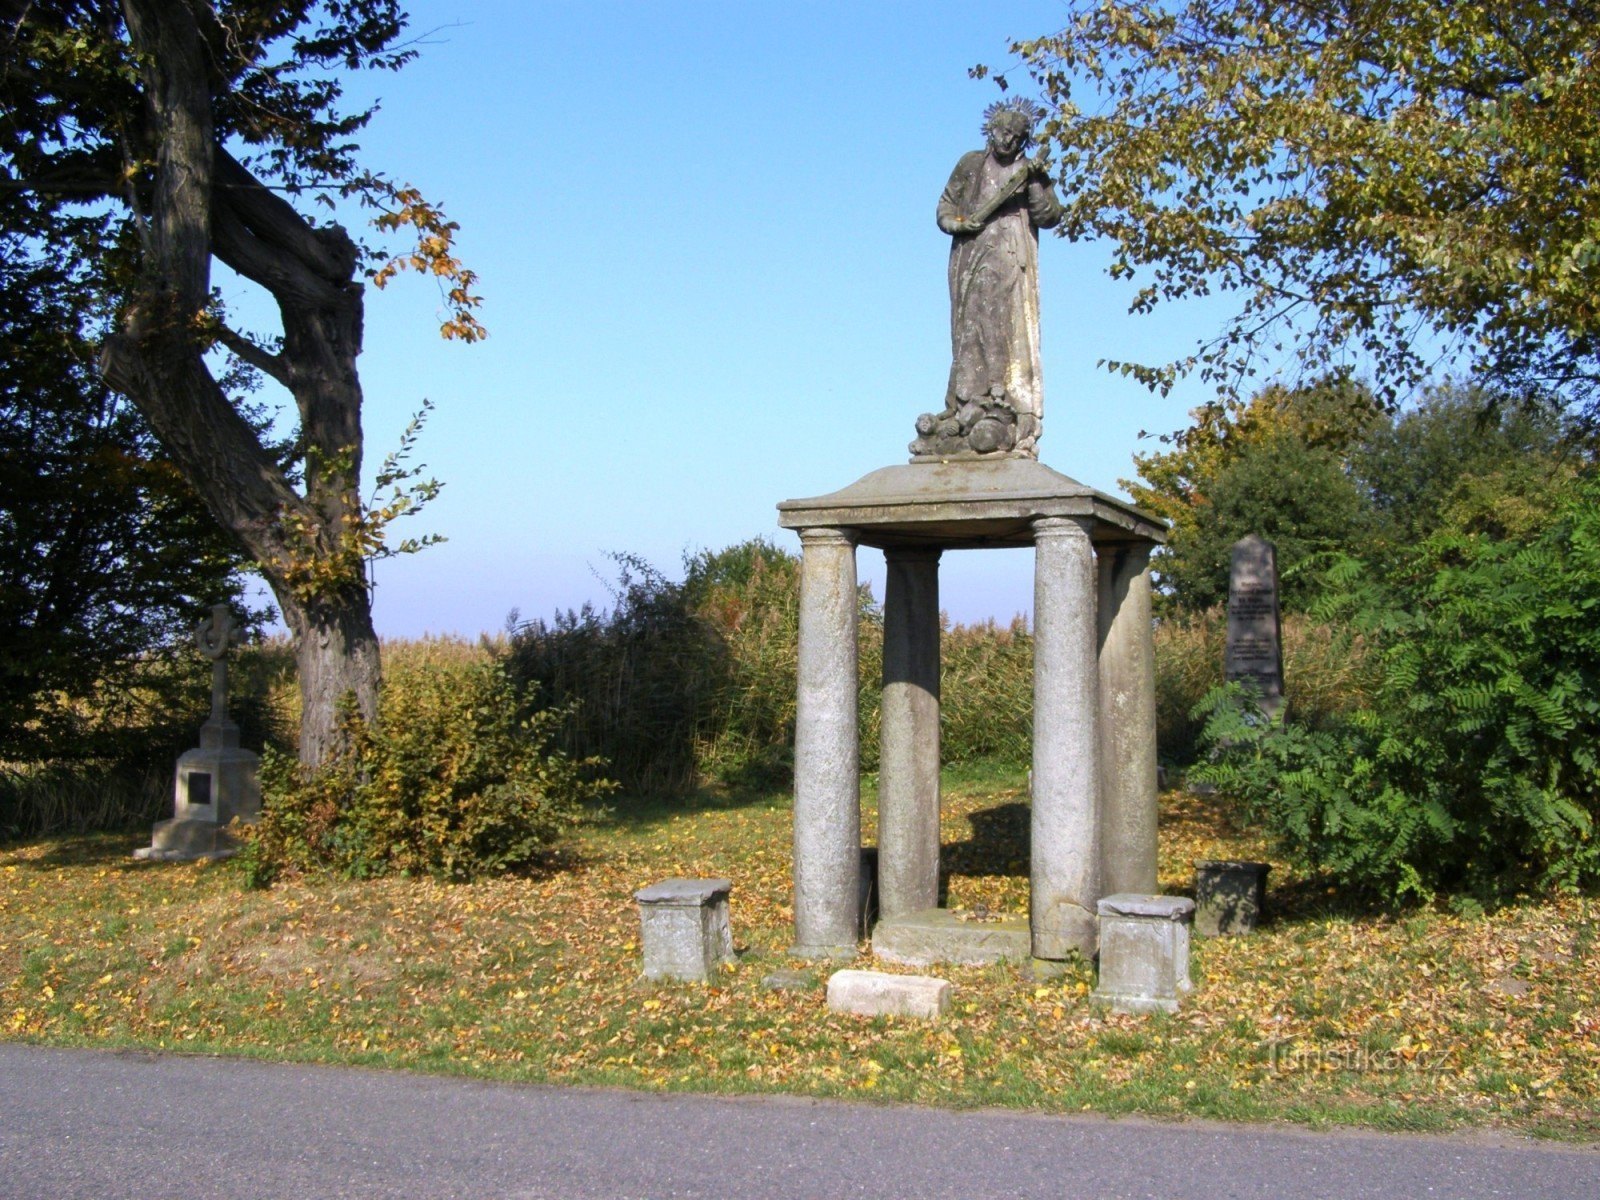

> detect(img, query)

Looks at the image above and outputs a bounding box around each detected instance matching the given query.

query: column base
[788,942,858,962]
[1030,900,1099,960]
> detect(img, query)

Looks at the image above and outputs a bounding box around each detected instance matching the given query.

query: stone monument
[135,604,260,861]
[912,98,1062,461]
[778,103,1167,968]
[1224,534,1285,715]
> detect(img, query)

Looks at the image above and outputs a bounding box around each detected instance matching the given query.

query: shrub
[507,541,885,795]
[244,650,612,884]
[507,554,734,796]
[1194,474,1600,900]
[1154,610,1372,767]
[940,616,1033,764]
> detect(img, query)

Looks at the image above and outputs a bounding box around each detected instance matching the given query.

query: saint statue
[913,99,1063,460]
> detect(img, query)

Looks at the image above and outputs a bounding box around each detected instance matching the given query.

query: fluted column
[878,546,942,918]
[791,527,861,957]
[1031,516,1102,959]
[1098,542,1159,896]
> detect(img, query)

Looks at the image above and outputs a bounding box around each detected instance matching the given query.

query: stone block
[871,907,1030,967]
[1091,893,1194,1015]
[826,969,950,1019]
[635,878,734,983]
[132,818,240,862]
[1194,860,1269,937]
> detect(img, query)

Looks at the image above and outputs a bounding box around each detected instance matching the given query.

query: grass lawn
[1,762,1595,1139]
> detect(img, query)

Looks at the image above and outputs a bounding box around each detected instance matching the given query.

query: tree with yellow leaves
[1004,2,1600,428]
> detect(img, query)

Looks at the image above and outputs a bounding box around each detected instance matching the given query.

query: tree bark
[101,0,381,764]
[284,595,383,767]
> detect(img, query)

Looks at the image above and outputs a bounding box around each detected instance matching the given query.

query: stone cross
[1224,535,1284,715]
[194,603,240,726]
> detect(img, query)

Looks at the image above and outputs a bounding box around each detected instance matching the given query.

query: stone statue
[912,99,1063,460]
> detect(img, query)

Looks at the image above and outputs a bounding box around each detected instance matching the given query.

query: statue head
[982,98,1044,162]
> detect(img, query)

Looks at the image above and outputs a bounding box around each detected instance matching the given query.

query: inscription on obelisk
[1224,535,1284,714]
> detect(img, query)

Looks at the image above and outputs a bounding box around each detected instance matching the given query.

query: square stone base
[1091,894,1195,1015]
[871,908,1031,967]
[134,818,243,862]
[635,878,735,982]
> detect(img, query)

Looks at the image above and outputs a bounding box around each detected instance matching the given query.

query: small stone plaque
[187,772,212,807]
[1224,534,1284,714]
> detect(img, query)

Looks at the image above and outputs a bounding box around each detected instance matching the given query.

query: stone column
[878,546,942,918]
[791,528,862,957]
[1031,516,1102,959]
[1098,542,1159,896]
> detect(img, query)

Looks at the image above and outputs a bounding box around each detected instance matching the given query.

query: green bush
[507,540,885,795]
[244,651,612,884]
[1194,473,1600,900]
[940,617,1033,764]
[1153,610,1373,767]
[507,555,727,795]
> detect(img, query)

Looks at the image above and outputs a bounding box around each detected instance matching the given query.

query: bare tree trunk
[101,0,382,765]
[281,592,383,765]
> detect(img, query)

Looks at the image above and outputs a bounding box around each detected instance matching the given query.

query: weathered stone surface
[827,969,951,1020]
[1092,893,1195,1015]
[1031,516,1101,961]
[759,969,815,992]
[791,529,861,958]
[1194,860,1270,937]
[1098,543,1159,897]
[137,602,259,863]
[914,100,1063,461]
[1225,535,1284,714]
[878,548,942,918]
[777,459,1164,551]
[871,908,1030,967]
[133,817,241,862]
[636,878,734,983]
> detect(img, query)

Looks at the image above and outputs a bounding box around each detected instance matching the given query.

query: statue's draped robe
[937,151,1063,437]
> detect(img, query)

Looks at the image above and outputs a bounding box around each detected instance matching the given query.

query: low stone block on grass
[634,878,734,983]
[826,969,951,1019]
[1091,893,1195,1015]
[871,907,1030,967]
[1194,860,1269,937]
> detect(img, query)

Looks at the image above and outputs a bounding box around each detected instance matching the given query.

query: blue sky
[243,1,1233,636]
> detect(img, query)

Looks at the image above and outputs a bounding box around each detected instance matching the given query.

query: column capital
[797,526,858,549]
[1031,515,1096,542]
[1111,541,1155,575]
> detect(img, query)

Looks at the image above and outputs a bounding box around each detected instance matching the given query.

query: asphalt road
[0,1043,1595,1199]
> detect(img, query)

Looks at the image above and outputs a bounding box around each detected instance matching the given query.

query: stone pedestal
[779,459,1166,966]
[1194,860,1270,937]
[635,878,735,982]
[871,907,1031,967]
[1092,893,1195,1015]
[135,719,260,862]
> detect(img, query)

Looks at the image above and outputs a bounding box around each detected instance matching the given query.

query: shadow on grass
[587,776,793,833]
[940,801,1029,885]
[4,830,153,871]
[1266,873,1400,925]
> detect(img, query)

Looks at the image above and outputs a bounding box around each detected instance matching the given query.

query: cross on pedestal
[194,603,240,728]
